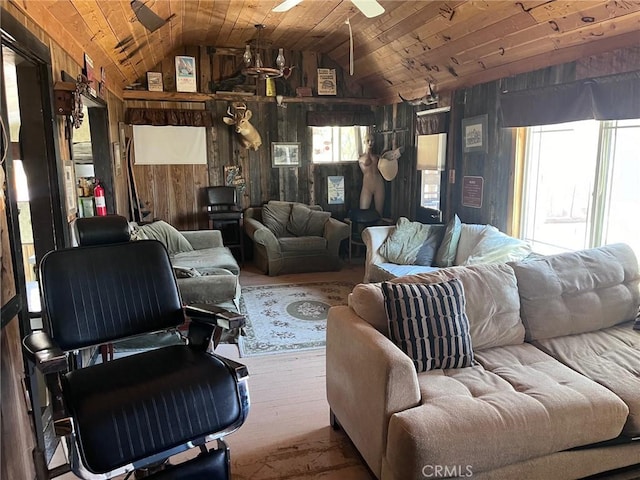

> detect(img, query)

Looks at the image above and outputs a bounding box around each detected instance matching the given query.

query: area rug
[238,281,355,357]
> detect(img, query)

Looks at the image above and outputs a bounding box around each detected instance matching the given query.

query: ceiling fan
[273,0,385,18]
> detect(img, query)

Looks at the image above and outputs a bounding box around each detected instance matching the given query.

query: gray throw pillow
[379,217,444,266]
[287,203,330,237]
[435,214,462,267]
[382,278,474,372]
[262,201,292,238]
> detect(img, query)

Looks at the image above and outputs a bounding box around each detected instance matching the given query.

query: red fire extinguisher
[94,180,107,216]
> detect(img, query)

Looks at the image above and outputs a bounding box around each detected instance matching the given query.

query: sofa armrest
[362,225,395,282]
[244,217,280,254]
[180,230,224,250]
[324,218,350,255]
[326,306,420,477]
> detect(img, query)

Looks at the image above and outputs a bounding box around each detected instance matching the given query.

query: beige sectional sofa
[326,243,640,479]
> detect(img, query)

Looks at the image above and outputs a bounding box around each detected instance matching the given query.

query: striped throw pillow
[382,279,474,372]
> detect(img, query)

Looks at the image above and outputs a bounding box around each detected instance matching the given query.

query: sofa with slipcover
[327,243,640,480]
[362,215,531,283]
[244,201,350,276]
[130,221,241,310]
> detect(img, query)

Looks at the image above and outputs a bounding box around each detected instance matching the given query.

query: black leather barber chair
[23,215,249,479]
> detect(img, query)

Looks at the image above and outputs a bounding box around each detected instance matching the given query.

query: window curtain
[125,108,213,127]
[306,110,375,126]
[500,71,640,127]
[415,112,449,135]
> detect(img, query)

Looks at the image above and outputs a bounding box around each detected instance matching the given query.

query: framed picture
[147,72,163,92]
[327,176,344,204]
[317,68,337,95]
[175,56,197,92]
[461,114,488,153]
[272,142,300,167]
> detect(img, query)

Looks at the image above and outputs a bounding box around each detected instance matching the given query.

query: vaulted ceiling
[9,0,640,104]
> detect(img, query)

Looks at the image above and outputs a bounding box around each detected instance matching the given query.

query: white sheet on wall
[133,125,207,165]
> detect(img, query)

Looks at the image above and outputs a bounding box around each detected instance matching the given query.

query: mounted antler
[223,102,262,151]
[399,83,439,106]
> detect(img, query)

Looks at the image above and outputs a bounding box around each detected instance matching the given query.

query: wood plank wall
[441,46,639,232]
[124,46,374,228]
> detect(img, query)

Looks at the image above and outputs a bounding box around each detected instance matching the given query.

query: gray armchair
[244,201,349,276]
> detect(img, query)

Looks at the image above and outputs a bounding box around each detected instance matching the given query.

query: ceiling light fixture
[242,24,285,79]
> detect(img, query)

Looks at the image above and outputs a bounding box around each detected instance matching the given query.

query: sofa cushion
[464,227,531,265]
[262,201,293,238]
[171,247,240,276]
[534,321,640,436]
[371,263,440,282]
[134,221,194,255]
[384,343,629,478]
[454,224,489,265]
[350,264,524,350]
[434,214,462,267]
[382,279,474,372]
[287,203,330,237]
[379,217,444,266]
[278,236,327,252]
[512,243,640,341]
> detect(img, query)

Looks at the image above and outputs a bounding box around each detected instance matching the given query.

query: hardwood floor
[56,261,375,479]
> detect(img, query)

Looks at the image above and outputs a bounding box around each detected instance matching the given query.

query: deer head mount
[222,102,262,151]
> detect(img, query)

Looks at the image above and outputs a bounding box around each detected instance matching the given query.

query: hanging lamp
[242,24,285,79]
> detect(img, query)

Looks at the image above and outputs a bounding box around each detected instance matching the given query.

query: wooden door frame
[2,7,69,477]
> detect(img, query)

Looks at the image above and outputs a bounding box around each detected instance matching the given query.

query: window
[521,118,640,258]
[311,126,368,163]
[416,133,447,212]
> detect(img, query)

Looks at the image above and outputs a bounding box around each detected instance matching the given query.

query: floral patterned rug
[238,281,355,357]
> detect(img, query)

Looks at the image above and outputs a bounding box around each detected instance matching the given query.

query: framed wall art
[175,56,197,92]
[461,114,488,153]
[272,142,300,167]
[328,176,344,204]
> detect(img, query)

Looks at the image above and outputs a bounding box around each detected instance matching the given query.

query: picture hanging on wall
[272,142,300,167]
[461,114,488,153]
[175,56,197,92]
[328,176,345,204]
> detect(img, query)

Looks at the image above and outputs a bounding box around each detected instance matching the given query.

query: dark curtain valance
[125,108,213,127]
[415,112,449,135]
[306,110,375,126]
[500,71,640,127]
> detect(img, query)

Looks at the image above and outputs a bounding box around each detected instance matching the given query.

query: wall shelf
[122,90,379,105]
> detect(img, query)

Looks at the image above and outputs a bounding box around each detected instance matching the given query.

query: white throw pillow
[455,224,494,265]
[464,228,531,265]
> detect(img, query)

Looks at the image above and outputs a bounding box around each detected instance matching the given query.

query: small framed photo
[272,142,300,167]
[175,56,197,92]
[147,72,163,92]
[461,114,488,153]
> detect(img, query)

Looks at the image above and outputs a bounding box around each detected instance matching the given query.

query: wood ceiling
[8,0,640,104]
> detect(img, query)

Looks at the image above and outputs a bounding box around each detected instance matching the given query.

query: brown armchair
[244,201,349,276]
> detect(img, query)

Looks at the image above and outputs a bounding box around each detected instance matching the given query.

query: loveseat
[327,243,640,479]
[131,221,241,310]
[244,201,350,276]
[363,215,531,283]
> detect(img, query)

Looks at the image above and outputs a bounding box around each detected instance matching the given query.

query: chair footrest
[144,447,229,479]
